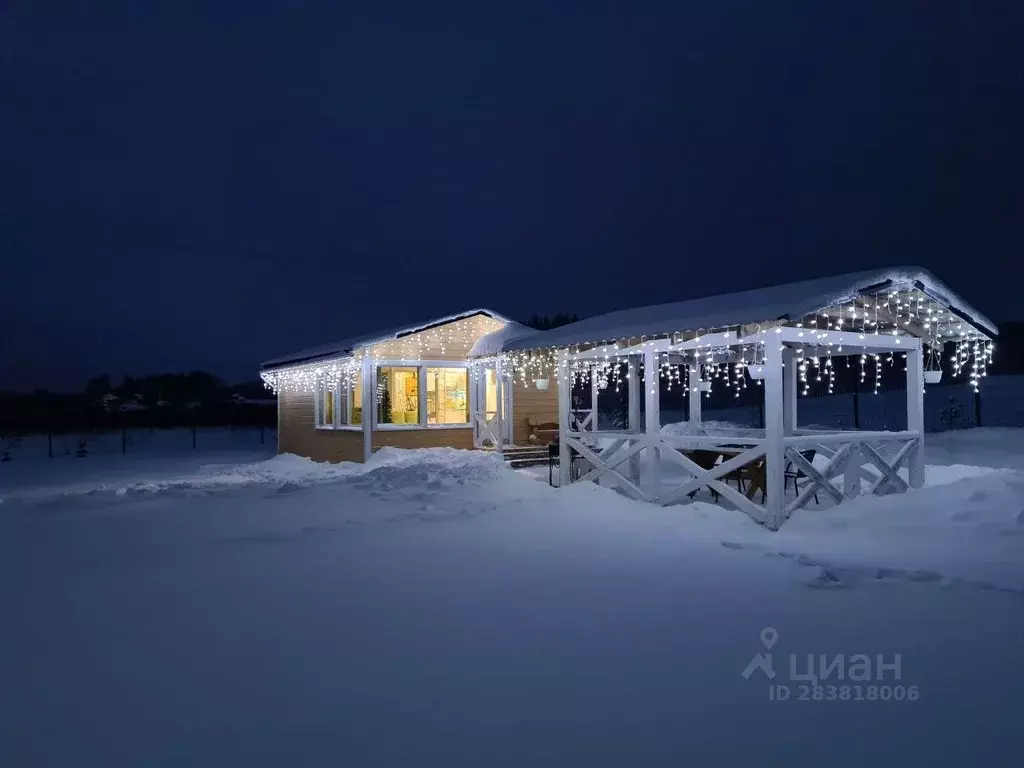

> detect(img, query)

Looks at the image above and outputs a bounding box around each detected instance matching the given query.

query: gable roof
[500,266,995,353]
[261,309,511,371]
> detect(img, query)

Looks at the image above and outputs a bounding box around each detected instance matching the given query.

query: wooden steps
[485,444,551,469]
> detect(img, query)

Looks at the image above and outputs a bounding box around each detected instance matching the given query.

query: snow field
[3,431,1024,765]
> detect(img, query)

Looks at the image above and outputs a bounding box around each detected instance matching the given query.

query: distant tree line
[0,371,275,436]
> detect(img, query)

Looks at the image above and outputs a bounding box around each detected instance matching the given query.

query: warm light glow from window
[376,367,419,425]
[427,368,469,424]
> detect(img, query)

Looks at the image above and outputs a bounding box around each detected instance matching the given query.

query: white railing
[780,431,921,517]
[570,409,596,432]
[561,428,923,526]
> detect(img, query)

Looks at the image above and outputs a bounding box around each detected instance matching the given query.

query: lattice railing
[562,428,922,527]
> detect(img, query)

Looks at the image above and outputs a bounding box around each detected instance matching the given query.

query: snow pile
[660,420,763,438]
[0,447,512,504]
[469,321,539,358]
[342,447,508,493]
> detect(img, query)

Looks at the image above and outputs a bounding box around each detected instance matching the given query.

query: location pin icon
[760,626,778,649]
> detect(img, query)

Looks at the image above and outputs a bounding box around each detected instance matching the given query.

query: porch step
[487,444,551,469]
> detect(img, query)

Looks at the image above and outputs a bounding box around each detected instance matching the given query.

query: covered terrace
[479,267,996,529]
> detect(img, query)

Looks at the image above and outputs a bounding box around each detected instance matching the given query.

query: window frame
[314,377,362,431]
[372,360,473,431]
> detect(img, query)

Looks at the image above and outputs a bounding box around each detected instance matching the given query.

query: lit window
[315,381,336,428]
[376,367,419,425]
[351,378,363,425]
[427,367,469,424]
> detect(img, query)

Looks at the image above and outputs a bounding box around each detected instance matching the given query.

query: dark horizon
[3,2,1021,391]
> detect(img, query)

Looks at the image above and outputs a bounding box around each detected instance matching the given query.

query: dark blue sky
[2,1,1021,390]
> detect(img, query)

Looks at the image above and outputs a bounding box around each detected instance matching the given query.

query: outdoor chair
[784,449,819,505]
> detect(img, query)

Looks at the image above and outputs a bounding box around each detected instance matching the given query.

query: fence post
[974,390,982,428]
[48,431,53,459]
[260,426,265,445]
[122,427,127,453]
[853,389,861,429]
[192,426,197,450]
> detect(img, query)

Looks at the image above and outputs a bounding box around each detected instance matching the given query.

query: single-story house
[259,310,558,463]
[261,267,995,529]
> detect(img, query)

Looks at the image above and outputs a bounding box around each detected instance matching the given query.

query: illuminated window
[485,369,498,416]
[351,378,363,424]
[315,381,336,428]
[427,367,469,424]
[376,367,419,425]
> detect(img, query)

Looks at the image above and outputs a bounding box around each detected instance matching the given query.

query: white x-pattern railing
[563,428,921,527]
[473,411,501,448]
[782,431,921,518]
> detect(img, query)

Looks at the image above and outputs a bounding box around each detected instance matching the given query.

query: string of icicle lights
[500,287,993,396]
[262,288,993,395]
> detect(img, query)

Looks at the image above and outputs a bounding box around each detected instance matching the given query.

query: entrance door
[473,364,512,448]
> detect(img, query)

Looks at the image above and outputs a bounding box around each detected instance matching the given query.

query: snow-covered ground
[3,431,1024,765]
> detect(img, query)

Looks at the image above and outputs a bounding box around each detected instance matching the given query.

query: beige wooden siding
[372,428,474,451]
[274,312,508,462]
[277,389,364,462]
[511,377,559,446]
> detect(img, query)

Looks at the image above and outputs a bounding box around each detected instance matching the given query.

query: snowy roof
[261,309,512,370]
[500,267,995,352]
[468,321,540,358]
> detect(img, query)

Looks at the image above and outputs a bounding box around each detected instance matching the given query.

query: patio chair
[784,449,819,505]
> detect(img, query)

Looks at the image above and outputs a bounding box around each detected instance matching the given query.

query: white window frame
[372,360,473,431]
[314,377,362,431]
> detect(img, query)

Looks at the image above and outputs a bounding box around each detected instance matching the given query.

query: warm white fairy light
[262,286,993,400]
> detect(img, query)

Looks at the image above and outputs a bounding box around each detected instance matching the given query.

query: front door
[473,364,512,448]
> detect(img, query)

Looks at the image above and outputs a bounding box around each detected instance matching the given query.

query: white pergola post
[688,361,701,424]
[782,347,797,435]
[590,365,600,431]
[558,352,571,486]
[361,354,373,462]
[763,340,785,529]
[644,346,661,497]
[627,354,641,483]
[906,341,925,488]
[495,356,504,456]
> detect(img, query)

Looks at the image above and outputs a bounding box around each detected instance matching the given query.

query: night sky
[2,2,1021,391]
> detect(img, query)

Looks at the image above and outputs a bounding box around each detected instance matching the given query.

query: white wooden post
[688,361,701,425]
[495,356,504,456]
[418,365,428,429]
[627,354,641,483]
[763,339,785,528]
[906,340,925,488]
[644,346,661,499]
[782,347,797,436]
[590,365,599,431]
[361,354,373,462]
[558,352,571,486]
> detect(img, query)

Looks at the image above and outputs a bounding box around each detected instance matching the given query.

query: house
[260,310,558,464]
[261,268,995,530]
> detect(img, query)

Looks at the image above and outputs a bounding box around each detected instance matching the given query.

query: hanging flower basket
[534,378,550,391]
[746,365,767,380]
[598,378,608,390]
[924,370,943,385]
